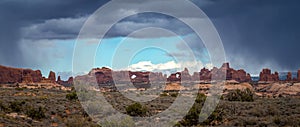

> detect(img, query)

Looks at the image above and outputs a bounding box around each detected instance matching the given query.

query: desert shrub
[178,93,207,126]
[273,116,281,125]
[180,106,200,126]
[195,93,206,103]
[226,88,254,102]
[179,93,224,126]
[66,91,78,101]
[125,102,148,117]
[25,106,45,120]
[0,101,7,112]
[15,87,25,91]
[170,92,179,97]
[201,107,224,126]
[9,100,25,112]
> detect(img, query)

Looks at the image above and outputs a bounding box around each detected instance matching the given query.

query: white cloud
[125,60,213,74]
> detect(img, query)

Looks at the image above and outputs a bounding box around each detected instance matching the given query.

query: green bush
[125,102,148,117]
[26,106,45,120]
[180,106,200,126]
[170,92,179,97]
[9,100,25,112]
[66,91,78,101]
[178,93,207,126]
[195,93,206,103]
[0,101,7,112]
[201,107,224,125]
[15,87,25,91]
[226,88,254,102]
[178,93,224,126]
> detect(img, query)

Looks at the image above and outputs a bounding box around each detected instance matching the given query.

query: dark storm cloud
[1,0,300,74]
[104,13,194,38]
[197,0,300,74]
[0,0,109,66]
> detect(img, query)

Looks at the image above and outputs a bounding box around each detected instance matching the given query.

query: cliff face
[0,65,43,84]
[298,70,300,81]
[0,65,72,86]
[82,63,252,84]
[286,72,292,81]
[167,72,181,82]
[196,63,251,82]
[48,71,56,83]
[259,69,279,82]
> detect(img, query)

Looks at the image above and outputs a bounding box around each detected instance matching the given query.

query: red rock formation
[129,71,150,83]
[259,69,279,82]
[56,76,74,87]
[181,68,191,81]
[221,63,230,70]
[22,69,43,83]
[167,72,181,82]
[0,65,43,84]
[231,69,252,82]
[88,67,167,85]
[149,72,166,82]
[298,70,300,81]
[286,72,292,81]
[94,67,114,84]
[198,63,251,82]
[57,76,62,84]
[166,68,192,82]
[86,67,156,89]
[67,77,74,84]
[191,72,200,81]
[48,71,56,83]
[199,68,211,81]
[0,65,74,88]
[129,71,152,89]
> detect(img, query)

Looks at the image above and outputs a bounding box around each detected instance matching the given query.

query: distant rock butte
[258,69,300,83]
[298,70,300,81]
[0,65,72,86]
[75,63,252,88]
[286,72,292,81]
[0,65,42,84]
[259,68,279,82]
[197,63,252,82]
[48,71,56,83]
[3,63,300,87]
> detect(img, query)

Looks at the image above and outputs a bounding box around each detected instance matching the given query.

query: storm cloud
[0,0,300,75]
[0,0,109,67]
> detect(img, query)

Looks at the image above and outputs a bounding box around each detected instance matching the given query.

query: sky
[0,0,300,79]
